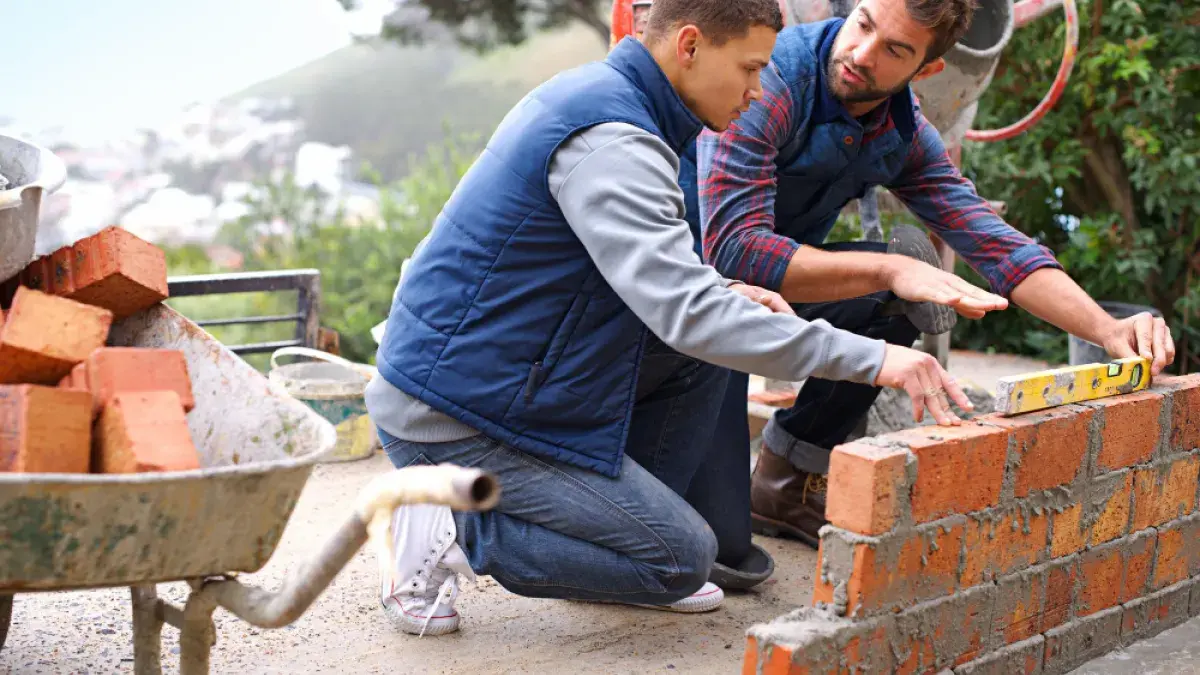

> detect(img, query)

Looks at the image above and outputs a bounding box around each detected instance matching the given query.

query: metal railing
[167,269,321,356]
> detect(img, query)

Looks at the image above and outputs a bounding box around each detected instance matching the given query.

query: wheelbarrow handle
[195,464,499,630]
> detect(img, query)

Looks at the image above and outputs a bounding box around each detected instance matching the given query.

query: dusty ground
[5,350,1188,674]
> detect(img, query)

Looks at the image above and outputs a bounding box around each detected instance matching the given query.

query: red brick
[1120,580,1192,647]
[67,226,168,319]
[826,442,911,535]
[892,585,995,671]
[1043,606,1123,674]
[94,391,200,473]
[48,245,75,296]
[888,423,1009,522]
[961,508,1049,586]
[1131,456,1199,530]
[1152,517,1197,589]
[813,519,964,617]
[954,635,1045,675]
[19,256,52,294]
[0,286,113,385]
[1122,529,1157,602]
[0,385,92,472]
[1044,556,1079,630]
[982,406,1091,497]
[1155,374,1200,452]
[1050,503,1087,558]
[84,347,194,413]
[994,566,1047,644]
[1089,471,1133,546]
[1089,391,1164,471]
[742,616,895,675]
[1078,543,1123,616]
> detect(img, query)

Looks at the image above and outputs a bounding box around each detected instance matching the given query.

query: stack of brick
[0,226,200,475]
[743,374,1200,675]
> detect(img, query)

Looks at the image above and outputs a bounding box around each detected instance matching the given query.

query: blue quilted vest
[375,38,704,477]
[679,18,918,251]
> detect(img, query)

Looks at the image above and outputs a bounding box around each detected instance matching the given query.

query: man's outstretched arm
[888,114,1175,373]
[697,67,971,304]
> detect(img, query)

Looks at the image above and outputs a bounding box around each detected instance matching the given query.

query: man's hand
[874,344,974,426]
[885,256,1009,320]
[1098,312,1176,376]
[729,282,795,316]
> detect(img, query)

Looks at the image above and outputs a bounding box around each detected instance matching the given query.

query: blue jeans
[378,334,733,605]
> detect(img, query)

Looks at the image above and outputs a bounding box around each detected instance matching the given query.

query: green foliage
[164,132,482,368]
[957,0,1199,371]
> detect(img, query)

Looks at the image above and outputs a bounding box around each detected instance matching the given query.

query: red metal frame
[965,0,1078,142]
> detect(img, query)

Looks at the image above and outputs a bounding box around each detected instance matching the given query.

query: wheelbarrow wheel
[0,594,11,652]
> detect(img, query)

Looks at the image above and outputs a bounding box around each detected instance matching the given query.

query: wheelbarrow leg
[131,586,163,675]
[178,583,219,675]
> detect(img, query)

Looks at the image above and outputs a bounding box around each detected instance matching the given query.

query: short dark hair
[643,0,785,45]
[907,0,979,61]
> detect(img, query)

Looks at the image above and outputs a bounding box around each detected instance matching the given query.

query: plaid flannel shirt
[695,61,1061,298]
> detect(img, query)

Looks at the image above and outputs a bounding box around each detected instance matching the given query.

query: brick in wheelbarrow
[0,286,113,385]
[21,226,169,320]
[94,390,201,473]
[69,347,195,415]
[0,384,92,472]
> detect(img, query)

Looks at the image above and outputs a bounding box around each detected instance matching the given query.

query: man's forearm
[779,245,893,303]
[1010,267,1118,345]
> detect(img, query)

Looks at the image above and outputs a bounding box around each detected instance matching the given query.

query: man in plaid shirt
[690,0,1176,554]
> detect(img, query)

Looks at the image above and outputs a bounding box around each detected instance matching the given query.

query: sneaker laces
[416,542,475,638]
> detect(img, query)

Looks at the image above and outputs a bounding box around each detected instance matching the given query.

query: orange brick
[1078,543,1123,616]
[826,442,911,535]
[1044,556,1079,629]
[1131,456,1199,530]
[67,226,168,319]
[19,256,52,294]
[994,566,1047,645]
[982,406,1091,497]
[0,385,92,472]
[84,347,194,413]
[48,245,75,296]
[1155,374,1200,452]
[1090,391,1164,471]
[94,391,200,473]
[893,586,995,671]
[961,508,1049,586]
[1089,472,1132,546]
[889,423,1009,522]
[814,519,964,617]
[1152,519,1193,589]
[0,286,113,385]
[1050,503,1087,558]
[1122,529,1156,602]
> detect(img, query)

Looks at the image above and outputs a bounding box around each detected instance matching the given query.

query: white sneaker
[379,504,476,636]
[576,581,725,613]
[629,582,724,613]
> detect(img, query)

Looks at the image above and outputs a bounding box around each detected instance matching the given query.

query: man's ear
[911,56,945,83]
[675,25,701,66]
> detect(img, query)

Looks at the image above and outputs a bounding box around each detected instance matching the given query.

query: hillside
[231,24,606,181]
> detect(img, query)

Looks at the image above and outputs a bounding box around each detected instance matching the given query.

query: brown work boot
[750,448,828,549]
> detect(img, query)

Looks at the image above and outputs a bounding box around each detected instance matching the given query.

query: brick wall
[743,374,1200,675]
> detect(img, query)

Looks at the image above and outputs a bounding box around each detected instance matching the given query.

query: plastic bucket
[1068,301,1163,366]
[269,347,380,462]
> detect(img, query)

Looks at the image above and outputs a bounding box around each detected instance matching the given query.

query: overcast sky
[3,0,393,142]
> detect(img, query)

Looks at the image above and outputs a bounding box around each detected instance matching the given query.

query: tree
[952,0,1199,373]
[337,0,611,52]
[170,131,484,366]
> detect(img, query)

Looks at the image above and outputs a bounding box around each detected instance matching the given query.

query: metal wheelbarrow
[0,134,67,284]
[0,303,499,674]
